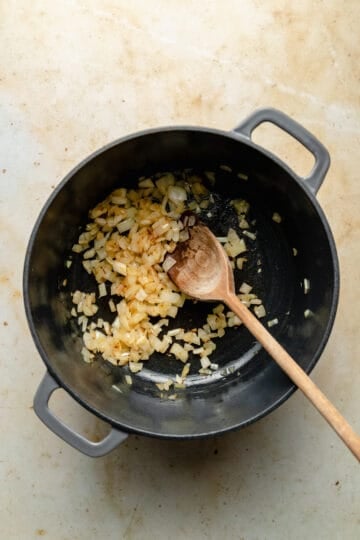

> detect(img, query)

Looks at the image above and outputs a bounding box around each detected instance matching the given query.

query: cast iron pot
[24,108,339,457]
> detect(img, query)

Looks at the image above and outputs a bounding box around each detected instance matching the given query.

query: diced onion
[254,305,266,318]
[117,218,135,233]
[198,368,212,375]
[129,362,143,373]
[98,283,107,298]
[162,256,176,273]
[168,185,187,203]
[110,260,127,276]
[69,172,266,385]
[243,230,256,240]
[200,357,211,369]
[236,257,247,270]
[181,363,191,378]
[304,278,310,294]
[156,380,173,391]
[138,178,154,188]
[239,282,253,294]
[220,165,232,172]
[170,343,188,363]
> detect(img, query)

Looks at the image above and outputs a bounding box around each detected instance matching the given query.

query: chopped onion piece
[156,380,173,391]
[267,318,278,328]
[231,199,249,214]
[224,228,247,257]
[179,229,190,242]
[163,256,176,273]
[170,343,188,363]
[200,357,211,369]
[243,230,256,240]
[72,244,85,253]
[198,368,212,375]
[272,212,282,223]
[125,375,132,385]
[98,283,107,298]
[239,282,253,294]
[111,260,127,276]
[138,178,154,188]
[188,215,196,227]
[110,196,127,205]
[81,317,88,332]
[129,362,143,373]
[181,363,191,378]
[254,305,266,318]
[228,315,242,327]
[83,248,95,259]
[81,347,94,363]
[304,278,310,294]
[135,288,147,301]
[168,185,187,203]
[82,260,93,274]
[236,257,247,270]
[167,328,181,337]
[117,218,135,233]
[212,304,224,315]
[220,165,232,172]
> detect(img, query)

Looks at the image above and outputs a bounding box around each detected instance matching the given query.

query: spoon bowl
[168,223,234,300]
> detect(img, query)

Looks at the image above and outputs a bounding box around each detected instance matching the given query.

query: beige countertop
[0,1,359,538]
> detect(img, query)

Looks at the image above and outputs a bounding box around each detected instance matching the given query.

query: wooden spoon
[167,221,360,461]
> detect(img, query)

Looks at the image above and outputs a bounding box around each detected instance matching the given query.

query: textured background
[0,1,359,538]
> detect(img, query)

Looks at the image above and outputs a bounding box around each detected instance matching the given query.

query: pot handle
[33,371,128,457]
[234,108,330,194]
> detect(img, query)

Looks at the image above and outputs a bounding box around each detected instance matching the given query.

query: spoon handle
[225,292,360,462]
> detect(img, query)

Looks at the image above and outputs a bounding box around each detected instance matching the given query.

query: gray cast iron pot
[24,108,339,456]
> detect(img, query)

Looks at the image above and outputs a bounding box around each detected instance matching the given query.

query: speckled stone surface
[0,1,359,538]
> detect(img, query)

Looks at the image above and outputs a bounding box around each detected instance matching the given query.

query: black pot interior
[25,129,338,437]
